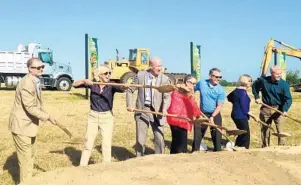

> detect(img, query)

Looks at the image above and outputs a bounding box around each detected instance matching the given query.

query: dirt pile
[25,146,301,184]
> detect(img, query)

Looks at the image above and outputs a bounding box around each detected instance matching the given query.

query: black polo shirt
[75,83,124,112]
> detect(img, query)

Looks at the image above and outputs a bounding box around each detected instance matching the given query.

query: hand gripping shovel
[248,113,291,138]
[260,102,301,125]
[93,82,189,93]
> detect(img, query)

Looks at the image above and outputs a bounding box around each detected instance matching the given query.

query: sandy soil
[25,145,301,185]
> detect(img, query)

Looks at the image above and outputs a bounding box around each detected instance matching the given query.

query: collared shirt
[75,83,124,112]
[33,76,40,96]
[194,79,226,113]
[145,71,156,105]
[252,76,292,112]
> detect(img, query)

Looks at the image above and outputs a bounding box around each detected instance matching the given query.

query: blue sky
[0,0,300,81]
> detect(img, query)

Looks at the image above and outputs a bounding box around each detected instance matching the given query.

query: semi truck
[0,43,74,91]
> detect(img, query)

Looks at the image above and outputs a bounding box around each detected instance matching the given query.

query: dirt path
[25,146,301,185]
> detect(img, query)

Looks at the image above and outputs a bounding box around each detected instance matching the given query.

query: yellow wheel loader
[104,48,186,85]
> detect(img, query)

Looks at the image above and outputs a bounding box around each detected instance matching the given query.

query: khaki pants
[259,106,285,147]
[12,133,36,184]
[80,110,114,165]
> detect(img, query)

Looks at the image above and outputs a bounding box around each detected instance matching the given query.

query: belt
[144,104,151,107]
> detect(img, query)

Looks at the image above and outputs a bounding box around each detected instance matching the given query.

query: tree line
[220,70,301,87]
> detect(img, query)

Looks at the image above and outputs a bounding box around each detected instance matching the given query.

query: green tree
[286,70,301,85]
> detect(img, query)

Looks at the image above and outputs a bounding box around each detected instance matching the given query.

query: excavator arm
[260,39,301,76]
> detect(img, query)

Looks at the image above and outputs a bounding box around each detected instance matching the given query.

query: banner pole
[85,33,89,99]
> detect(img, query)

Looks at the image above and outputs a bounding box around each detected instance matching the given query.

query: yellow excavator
[260,39,301,91]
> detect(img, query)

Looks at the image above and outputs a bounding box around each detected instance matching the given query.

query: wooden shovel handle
[260,103,301,124]
[248,113,275,132]
[56,121,73,139]
[199,111,235,146]
[93,82,144,88]
[132,109,190,121]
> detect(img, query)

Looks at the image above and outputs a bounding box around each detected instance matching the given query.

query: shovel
[194,120,247,136]
[248,113,291,138]
[93,82,188,93]
[199,112,238,151]
[132,108,209,123]
[56,121,84,144]
[260,102,301,125]
[56,121,72,139]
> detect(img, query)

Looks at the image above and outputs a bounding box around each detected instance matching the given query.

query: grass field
[0,87,300,184]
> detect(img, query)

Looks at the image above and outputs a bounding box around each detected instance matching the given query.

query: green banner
[88,37,98,80]
[190,42,201,81]
[278,52,287,80]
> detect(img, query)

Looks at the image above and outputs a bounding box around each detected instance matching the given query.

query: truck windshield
[39,52,53,64]
[129,49,137,61]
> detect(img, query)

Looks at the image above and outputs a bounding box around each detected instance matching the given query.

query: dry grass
[0,87,300,184]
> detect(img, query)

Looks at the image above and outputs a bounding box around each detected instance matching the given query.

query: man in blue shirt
[252,65,292,147]
[193,68,226,152]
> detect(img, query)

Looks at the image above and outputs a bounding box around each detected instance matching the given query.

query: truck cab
[0,43,74,91]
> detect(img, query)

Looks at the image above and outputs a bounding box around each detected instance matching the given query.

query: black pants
[170,125,187,154]
[192,113,222,152]
[233,118,250,149]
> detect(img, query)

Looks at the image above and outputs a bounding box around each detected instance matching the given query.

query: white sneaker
[226,142,235,151]
[199,142,208,151]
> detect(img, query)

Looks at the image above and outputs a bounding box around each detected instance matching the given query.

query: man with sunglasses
[73,65,128,165]
[252,65,292,147]
[192,68,226,152]
[9,58,57,184]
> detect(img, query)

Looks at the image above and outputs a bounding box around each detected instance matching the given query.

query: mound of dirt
[25,146,301,184]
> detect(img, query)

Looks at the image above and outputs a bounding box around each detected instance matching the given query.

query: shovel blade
[62,137,84,144]
[272,132,291,138]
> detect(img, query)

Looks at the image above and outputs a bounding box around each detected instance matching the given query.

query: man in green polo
[252,65,292,147]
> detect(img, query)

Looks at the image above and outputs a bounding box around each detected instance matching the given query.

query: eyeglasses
[100,72,111,75]
[211,75,222,79]
[30,65,45,70]
[187,81,196,85]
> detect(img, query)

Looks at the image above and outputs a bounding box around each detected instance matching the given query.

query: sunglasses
[100,71,111,75]
[31,65,45,70]
[211,75,222,79]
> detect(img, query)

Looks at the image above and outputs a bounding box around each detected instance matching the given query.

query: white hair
[270,65,282,73]
[93,64,111,81]
[149,56,162,66]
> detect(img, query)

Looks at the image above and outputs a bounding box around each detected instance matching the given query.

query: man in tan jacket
[9,58,56,184]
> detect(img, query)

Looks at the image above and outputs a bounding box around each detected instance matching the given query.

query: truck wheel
[165,73,177,85]
[120,72,136,84]
[56,77,72,91]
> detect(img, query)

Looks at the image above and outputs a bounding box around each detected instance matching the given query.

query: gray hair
[93,64,111,81]
[209,68,221,75]
[149,56,162,66]
[27,58,41,68]
[270,65,282,73]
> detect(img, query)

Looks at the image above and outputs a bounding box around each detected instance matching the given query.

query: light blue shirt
[194,79,226,113]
